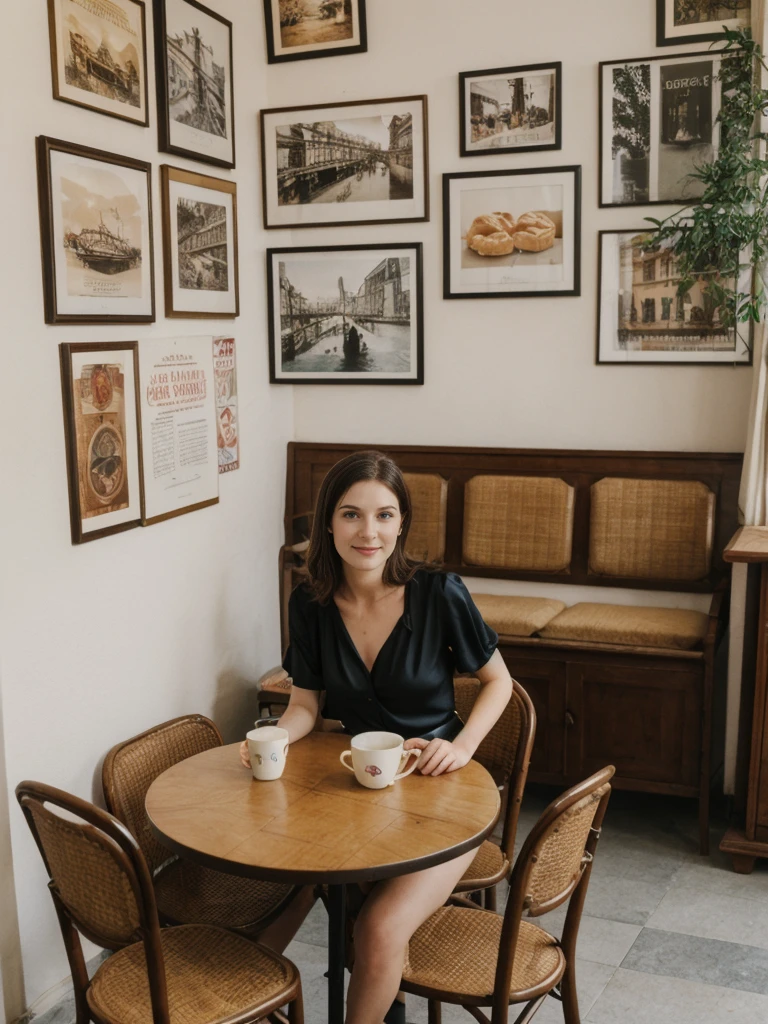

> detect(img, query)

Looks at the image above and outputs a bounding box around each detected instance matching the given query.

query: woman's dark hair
[305,450,421,603]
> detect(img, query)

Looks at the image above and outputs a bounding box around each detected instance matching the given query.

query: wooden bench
[269,443,742,854]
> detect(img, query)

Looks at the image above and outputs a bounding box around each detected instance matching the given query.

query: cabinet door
[566,661,702,792]
[498,650,567,782]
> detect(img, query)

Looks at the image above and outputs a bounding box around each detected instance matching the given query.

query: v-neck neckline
[333,581,409,677]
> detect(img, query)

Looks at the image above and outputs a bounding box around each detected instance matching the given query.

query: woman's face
[330,479,403,576]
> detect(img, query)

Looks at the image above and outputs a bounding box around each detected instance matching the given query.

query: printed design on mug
[270,752,279,762]
[255,754,263,765]
[365,765,382,777]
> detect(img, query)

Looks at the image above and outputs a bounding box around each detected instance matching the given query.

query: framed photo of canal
[267,244,424,384]
[260,96,429,229]
[263,0,367,64]
[656,1,750,47]
[36,136,155,324]
[154,0,235,169]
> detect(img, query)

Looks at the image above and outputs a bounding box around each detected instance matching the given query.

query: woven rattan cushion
[539,602,708,651]
[155,859,294,930]
[453,678,523,779]
[403,472,448,562]
[471,593,566,637]
[459,839,506,887]
[258,665,293,694]
[589,477,715,581]
[87,924,295,1024]
[463,475,574,572]
[404,907,564,999]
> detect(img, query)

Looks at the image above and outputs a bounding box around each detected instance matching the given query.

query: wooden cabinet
[498,655,566,782]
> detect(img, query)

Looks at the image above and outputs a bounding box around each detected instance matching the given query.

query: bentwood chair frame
[16,780,304,1024]
[401,766,615,1024]
[452,679,536,909]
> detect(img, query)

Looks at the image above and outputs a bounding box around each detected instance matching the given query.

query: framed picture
[213,336,239,472]
[267,244,424,384]
[600,50,729,207]
[138,335,220,524]
[59,341,143,544]
[459,63,561,157]
[442,166,581,300]
[657,0,750,46]
[260,96,428,229]
[263,0,367,63]
[154,0,235,168]
[596,229,752,365]
[37,136,155,324]
[47,0,149,125]
[161,165,239,318]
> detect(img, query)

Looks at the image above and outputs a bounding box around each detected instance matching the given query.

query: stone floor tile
[675,850,768,904]
[646,884,768,951]
[533,960,616,1023]
[540,912,642,967]
[578,870,668,926]
[283,938,344,1024]
[295,897,330,947]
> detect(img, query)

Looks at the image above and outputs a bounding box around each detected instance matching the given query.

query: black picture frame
[267,243,424,385]
[263,0,367,64]
[656,0,750,46]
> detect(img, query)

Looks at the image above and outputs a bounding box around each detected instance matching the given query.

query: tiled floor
[33,786,768,1024]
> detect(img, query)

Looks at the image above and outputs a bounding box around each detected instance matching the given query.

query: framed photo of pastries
[459,63,561,157]
[442,166,581,299]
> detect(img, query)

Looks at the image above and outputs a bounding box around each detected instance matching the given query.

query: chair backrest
[102,714,222,875]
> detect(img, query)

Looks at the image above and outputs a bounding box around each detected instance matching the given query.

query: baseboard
[12,951,108,1024]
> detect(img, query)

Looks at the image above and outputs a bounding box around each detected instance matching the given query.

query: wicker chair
[102,714,301,938]
[452,679,536,910]
[401,766,614,1024]
[16,780,304,1024]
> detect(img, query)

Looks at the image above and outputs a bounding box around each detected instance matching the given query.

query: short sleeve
[441,573,498,674]
[282,587,324,691]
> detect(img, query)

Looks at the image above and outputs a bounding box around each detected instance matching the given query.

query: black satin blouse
[283,570,498,740]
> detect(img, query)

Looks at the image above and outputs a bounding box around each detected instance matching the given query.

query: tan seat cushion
[472,593,566,637]
[403,472,448,562]
[539,603,708,651]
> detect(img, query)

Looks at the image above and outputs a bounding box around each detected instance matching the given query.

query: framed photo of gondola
[154,0,235,168]
[263,0,367,64]
[656,0,750,47]
[47,0,149,126]
[36,136,155,324]
[266,243,424,384]
[459,63,561,157]
[59,341,143,544]
[260,96,429,229]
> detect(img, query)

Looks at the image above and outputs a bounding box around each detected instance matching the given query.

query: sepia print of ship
[64,209,141,275]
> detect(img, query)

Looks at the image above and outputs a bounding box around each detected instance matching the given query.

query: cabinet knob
[564,711,575,727]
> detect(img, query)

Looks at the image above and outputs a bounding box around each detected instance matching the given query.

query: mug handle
[340,750,355,773]
[283,743,289,759]
[393,748,421,781]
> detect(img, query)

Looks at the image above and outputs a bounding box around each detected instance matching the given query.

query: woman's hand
[403,737,472,776]
[239,741,251,769]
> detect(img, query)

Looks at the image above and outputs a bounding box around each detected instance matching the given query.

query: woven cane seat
[457,839,506,889]
[539,602,708,651]
[404,906,564,1000]
[87,924,296,1024]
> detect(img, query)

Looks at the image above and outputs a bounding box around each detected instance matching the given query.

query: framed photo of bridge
[36,136,155,324]
[155,0,235,168]
[263,0,368,64]
[160,165,239,318]
[266,243,424,384]
[260,96,429,229]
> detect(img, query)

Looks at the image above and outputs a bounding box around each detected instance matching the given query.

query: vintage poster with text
[213,336,239,472]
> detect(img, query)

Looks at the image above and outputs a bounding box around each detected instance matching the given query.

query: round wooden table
[146,732,501,1023]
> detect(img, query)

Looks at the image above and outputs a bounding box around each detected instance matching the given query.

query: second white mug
[246,726,289,781]
[340,731,420,789]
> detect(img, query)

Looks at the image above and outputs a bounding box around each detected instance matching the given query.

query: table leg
[327,883,347,1024]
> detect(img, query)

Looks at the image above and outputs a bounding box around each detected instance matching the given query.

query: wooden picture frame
[656,0,750,46]
[161,165,239,318]
[263,0,367,64]
[60,341,143,544]
[37,136,155,324]
[442,166,581,300]
[260,96,429,229]
[154,0,235,168]
[459,62,562,157]
[47,0,149,126]
[267,243,424,384]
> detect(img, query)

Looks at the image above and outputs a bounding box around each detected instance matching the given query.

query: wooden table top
[145,733,501,883]
[724,526,768,564]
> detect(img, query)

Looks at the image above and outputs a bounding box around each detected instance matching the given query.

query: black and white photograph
[597,229,751,364]
[267,244,423,383]
[155,0,235,168]
[657,0,750,46]
[263,0,367,63]
[600,50,726,207]
[459,63,561,157]
[47,0,148,125]
[260,97,428,228]
[161,165,238,318]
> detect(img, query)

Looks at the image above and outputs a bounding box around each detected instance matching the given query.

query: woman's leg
[345,849,475,1024]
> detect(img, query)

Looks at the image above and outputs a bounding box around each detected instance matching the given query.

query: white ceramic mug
[340,731,420,790]
[246,726,289,781]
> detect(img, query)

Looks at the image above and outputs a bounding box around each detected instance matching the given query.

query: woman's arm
[239,686,320,768]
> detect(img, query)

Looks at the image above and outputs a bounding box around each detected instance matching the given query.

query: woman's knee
[354,904,409,962]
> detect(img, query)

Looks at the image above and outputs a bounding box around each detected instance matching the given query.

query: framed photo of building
[161,165,238,318]
[60,341,143,544]
[443,166,581,300]
[657,0,750,47]
[459,63,561,157]
[600,50,729,207]
[596,229,752,364]
[37,136,155,324]
[47,0,149,125]
[260,96,428,229]
[154,0,235,168]
[267,243,423,384]
[263,0,367,64]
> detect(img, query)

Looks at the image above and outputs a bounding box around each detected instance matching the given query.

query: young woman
[240,450,513,1024]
